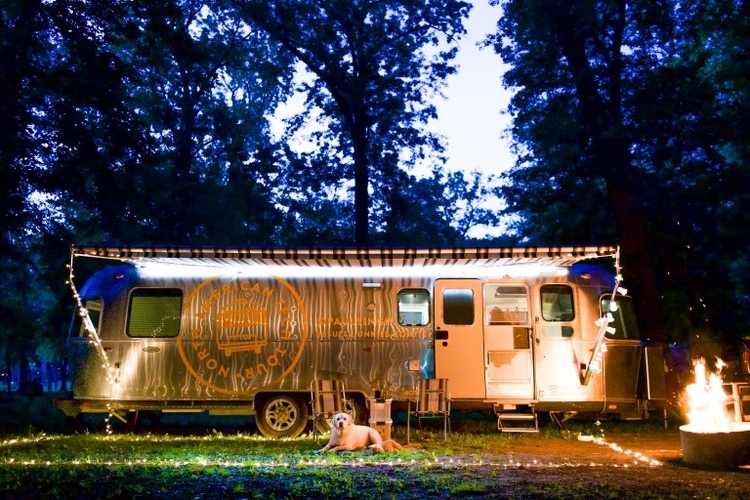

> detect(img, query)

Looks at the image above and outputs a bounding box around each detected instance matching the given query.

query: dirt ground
[209,425,750,499]
[8,426,749,500]
[440,426,750,499]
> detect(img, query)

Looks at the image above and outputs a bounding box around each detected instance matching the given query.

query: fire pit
[680,422,750,469]
[680,357,750,469]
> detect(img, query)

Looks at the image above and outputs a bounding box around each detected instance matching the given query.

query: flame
[685,357,734,432]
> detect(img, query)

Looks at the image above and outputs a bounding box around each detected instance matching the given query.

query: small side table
[368,398,393,440]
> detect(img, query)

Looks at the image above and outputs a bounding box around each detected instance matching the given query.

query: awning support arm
[581,247,624,386]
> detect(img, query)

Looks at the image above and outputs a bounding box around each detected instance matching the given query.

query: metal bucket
[680,423,750,469]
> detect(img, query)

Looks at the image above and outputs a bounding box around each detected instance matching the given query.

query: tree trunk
[553,5,667,344]
[351,123,370,247]
[605,167,668,344]
[4,350,10,396]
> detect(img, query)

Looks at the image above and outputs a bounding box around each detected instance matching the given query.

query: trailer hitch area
[109,410,128,424]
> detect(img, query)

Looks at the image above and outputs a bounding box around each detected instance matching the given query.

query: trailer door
[483,284,534,400]
[434,279,485,399]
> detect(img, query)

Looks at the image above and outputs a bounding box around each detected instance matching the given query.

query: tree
[642,0,750,344]
[39,0,297,245]
[0,0,74,389]
[0,0,47,241]
[372,168,500,247]
[491,0,750,346]
[490,0,680,343]
[234,0,471,246]
[272,153,500,247]
[118,1,297,244]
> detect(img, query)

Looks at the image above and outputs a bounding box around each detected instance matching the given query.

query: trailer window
[541,284,574,322]
[601,295,640,340]
[398,289,430,326]
[485,285,528,324]
[442,288,475,325]
[127,288,182,338]
[71,299,101,338]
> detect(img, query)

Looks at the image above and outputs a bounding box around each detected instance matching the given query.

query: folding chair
[310,379,347,442]
[406,378,451,443]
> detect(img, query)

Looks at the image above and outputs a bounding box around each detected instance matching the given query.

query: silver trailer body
[56,245,665,436]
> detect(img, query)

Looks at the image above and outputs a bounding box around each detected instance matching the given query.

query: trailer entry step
[495,410,539,433]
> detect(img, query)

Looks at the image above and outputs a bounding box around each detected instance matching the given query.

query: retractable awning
[71,244,617,269]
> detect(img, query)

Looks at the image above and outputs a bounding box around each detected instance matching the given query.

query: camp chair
[310,379,348,442]
[406,378,451,443]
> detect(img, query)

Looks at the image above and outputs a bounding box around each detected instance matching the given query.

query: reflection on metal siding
[70,267,433,402]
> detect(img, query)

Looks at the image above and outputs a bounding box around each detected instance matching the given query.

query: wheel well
[253,390,369,422]
[253,391,307,409]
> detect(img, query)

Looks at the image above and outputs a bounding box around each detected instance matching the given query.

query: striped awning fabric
[71,244,617,268]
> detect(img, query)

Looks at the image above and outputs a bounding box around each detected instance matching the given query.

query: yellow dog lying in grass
[314,412,404,453]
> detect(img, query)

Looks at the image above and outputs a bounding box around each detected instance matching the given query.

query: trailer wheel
[256,394,309,438]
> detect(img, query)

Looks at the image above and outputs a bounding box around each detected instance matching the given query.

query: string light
[67,259,119,387]
[67,253,125,432]
[581,246,624,385]
[0,433,662,469]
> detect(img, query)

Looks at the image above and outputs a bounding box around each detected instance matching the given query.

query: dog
[314,412,403,453]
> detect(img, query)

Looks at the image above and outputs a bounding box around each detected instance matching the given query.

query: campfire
[680,357,750,469]
[684,358,734,431]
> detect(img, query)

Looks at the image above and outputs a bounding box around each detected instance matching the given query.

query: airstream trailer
[55,245,666,436]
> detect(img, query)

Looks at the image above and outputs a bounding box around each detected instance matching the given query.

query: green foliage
[0,0,487,251]
[39,0,297,245]
[0,0,48,238]
[490,0,750,345]
[235,0,472,245]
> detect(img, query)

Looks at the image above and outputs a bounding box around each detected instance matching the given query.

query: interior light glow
[133,261,570,281]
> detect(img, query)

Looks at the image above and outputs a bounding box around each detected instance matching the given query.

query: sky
[273,1,515,178]
[430,1,516,177]
[427,0,516,237]
[270,1,516,238]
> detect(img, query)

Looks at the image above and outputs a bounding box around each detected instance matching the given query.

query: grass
[0,427,506,466]
[0,419,679,499]
[0,393,698,499]
[0,431,464,499]
[0,415,518,499]
[0,392,676,466]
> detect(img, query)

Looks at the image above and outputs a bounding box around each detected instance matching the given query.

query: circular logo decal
[177,273,307,395]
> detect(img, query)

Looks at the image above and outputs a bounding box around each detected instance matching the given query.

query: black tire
[256,394,309,438]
